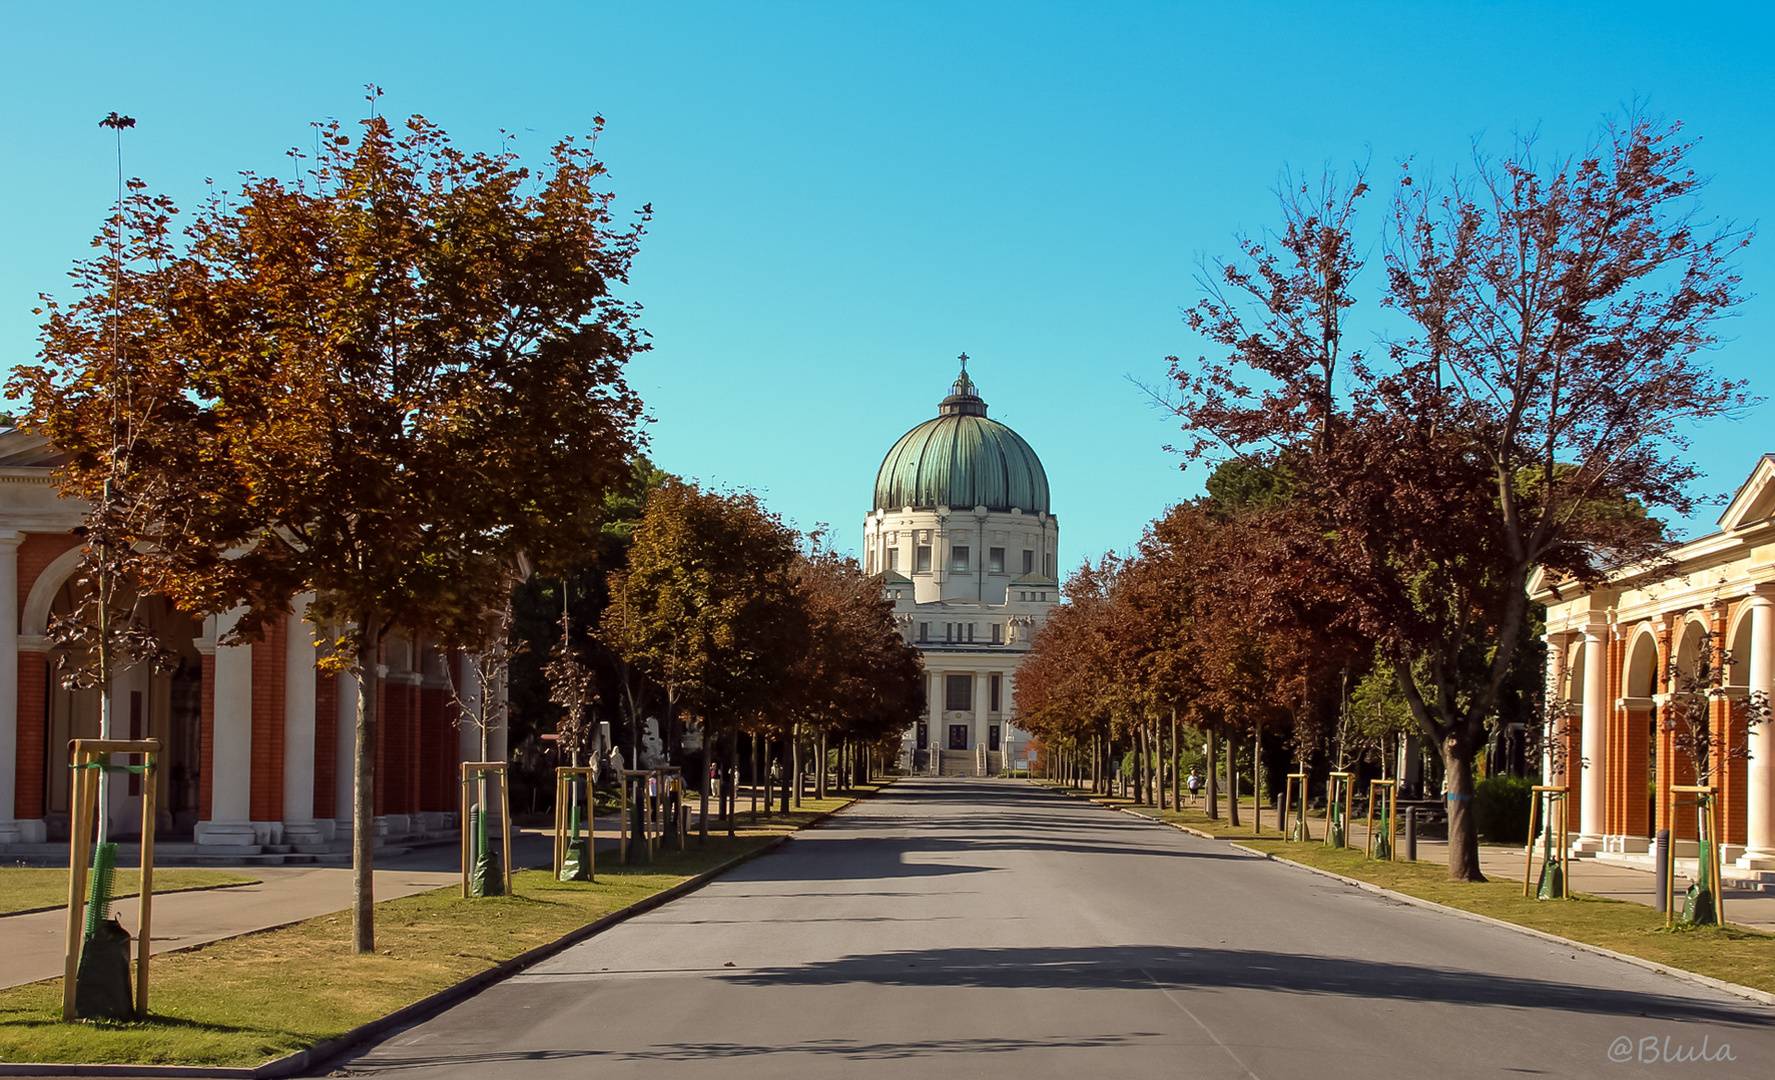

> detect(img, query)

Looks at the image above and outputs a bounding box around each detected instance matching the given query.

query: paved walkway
[0,824,568,989]
[3,795,802,991]
[330,778,1774,1079]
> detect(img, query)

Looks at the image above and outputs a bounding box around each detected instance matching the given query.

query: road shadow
[333,1030,1167,1072]
[714,943,1771,1026]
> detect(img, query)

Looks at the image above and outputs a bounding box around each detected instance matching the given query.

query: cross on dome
[950,353,978,400]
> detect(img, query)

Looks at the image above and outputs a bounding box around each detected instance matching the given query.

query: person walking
[1187,766,1202,805]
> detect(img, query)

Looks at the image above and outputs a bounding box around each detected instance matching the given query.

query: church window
[865,549,875,574]
[951,545,970,572]
[945,674,973,711]
[967,623,975,642]
[1044,553,1053,578]
[918,622,929,642]
[915,545,932,573]
[989,547,1005,573]
[990,674,1001,711]
[1022,549,1035,574]
[888,547,900,571]
[991,623,1002,644]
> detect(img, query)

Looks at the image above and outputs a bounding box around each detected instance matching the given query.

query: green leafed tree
[602,480,809,838]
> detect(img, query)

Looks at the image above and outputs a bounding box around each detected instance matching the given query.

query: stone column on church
[456,654,482,761]
[196,609,257,848]
[282,597,324,849]
[1741,592,1775,869]
[1540,633,1562,786]
[0,531,19,844]
[335,668,358,827]
[489,665,508,765]
[1576,620,1610,850]
[973,668,989,756]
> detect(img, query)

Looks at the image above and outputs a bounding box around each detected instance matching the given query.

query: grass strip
[1037,782,1775,997]
[0,868,260,917]
[0,786,882,1068]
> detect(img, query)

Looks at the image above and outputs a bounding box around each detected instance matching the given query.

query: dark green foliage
[1200,458,1297,521]
[507,456,672,797]
[1473,775,1534,843]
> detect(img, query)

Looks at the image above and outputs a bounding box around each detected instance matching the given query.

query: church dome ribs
[873,361,1050,515]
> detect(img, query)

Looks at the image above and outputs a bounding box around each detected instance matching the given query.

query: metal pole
[1653,828,1670,914]
[1405,806,1418,862]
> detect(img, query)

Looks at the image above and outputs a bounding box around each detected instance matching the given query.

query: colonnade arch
[1539,460,1775,884]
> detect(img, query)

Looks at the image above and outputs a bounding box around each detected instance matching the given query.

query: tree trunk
[751,735,761,821]
[352,617,383,955]
[1144,725,1155,805]
[1152,721,1162,807]
[779,738,791,814]
[1206,727,1220,819]
[1131,728,1144,804]
[1227,731,1241,828]
[791,727,803,809]
[1443,734,1484,881]
[698,725,710,844]
[1150,725,1160,809]
[817,731,828,801]
[1254,720,1264,834]
[1170,710,1180,812]
[726,728,739,836]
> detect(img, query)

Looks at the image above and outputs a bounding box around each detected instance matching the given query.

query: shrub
[1473,775,1534,843]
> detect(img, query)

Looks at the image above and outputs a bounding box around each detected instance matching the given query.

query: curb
[0,783,895,1079]
[1234,843,1775,1010]
[1,880,263,921]
[1033,778,1775,1010]
[1031,780,1265,847]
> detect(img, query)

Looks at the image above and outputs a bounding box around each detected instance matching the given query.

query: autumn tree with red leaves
[15,101,648,949]
[1166,114,1755,880]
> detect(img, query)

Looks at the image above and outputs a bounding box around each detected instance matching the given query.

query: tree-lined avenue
[330,780,1773,1078]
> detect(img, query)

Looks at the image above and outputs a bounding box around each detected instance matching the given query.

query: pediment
[1717,454,1775,533]
[0,428,65,468]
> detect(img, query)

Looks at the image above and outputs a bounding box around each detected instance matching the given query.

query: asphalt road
[330,778,1774,1079]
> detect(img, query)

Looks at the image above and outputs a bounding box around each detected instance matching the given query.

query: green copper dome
[874,363,1050,514]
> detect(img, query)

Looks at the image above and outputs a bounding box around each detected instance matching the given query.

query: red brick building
[0,428,495,856]
[1535,456,1775,886]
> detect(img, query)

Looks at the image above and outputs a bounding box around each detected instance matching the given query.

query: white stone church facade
[861,362,1058,774]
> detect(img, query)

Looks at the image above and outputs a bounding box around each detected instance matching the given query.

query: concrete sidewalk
[0,822,604,990]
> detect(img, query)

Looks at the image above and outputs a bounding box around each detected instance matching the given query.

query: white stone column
[1741,594,1775,868]
[972,669,989,752]
[282,597,323,848]
[457,654,482,763]
[335,668,359,826]
[1542,632,1572,785]
[196,609,256,847]
[0,531,20,844]
[489,665,508,765]
[1577,621,1610,849]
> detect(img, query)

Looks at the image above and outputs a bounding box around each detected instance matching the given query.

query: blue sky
[3,2,1771,569]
